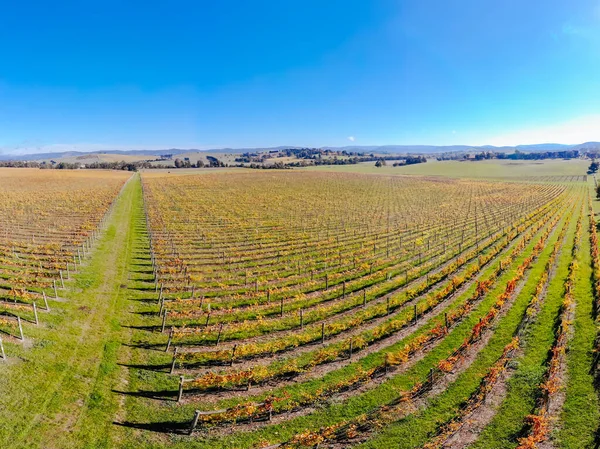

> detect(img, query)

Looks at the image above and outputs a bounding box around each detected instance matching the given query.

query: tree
[596,184,600,200]
[196,159,205,168]
[206,156,223,167]
[588,161,599,175]
[174,158,183,168]
[375,159,386,167]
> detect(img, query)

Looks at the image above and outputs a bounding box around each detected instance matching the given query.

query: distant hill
[324,143,600,154]
[1,142,599,162]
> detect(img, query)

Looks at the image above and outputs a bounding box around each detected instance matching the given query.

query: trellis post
[216,323,224,346]
[18,316,24,340]
[33,301,39,325]
[170,347,178,374]
[230,344,237,366]
[189,410,201,435]
[178,375,185,402]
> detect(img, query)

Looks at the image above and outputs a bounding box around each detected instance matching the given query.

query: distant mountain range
[322,142,600,154]
[1,142,599,161]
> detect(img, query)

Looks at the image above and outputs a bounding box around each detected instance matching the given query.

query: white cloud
[487,115,600,146]
[347,136,356,142]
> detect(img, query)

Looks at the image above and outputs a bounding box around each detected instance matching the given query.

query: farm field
[304,158,589,179]
[0,163,599,449]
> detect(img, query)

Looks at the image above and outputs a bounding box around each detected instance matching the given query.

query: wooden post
[325,274,328,290]
[363,289,367,307]
[255,279,258,293]
[216,323,224,346]
[267,290,270,304]
[300,309,304,329]
[170,347,178,374]
[60,270,65,289]
[387,298,390,315]
[33,301,39,325]
[53,280,58,299]
[321,323,325,344]
[280,298,284,317]
[342,281,346,299]
[0,336,4,360]
[413,305,417,324]
[230,344,237,366]
[189,410,201,435]
[161,311,167,332]
[178,375,185,402]
[18,316,23,340]
[158,283,164,303]
[349,339,353,359]
[66,263,70,279]
[43,292,49,311]
[191,285,195,298]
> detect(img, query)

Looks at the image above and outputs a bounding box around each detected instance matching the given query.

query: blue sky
[1,0,599,153]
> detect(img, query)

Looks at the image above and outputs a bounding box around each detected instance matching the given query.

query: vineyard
[1,167,599,449]
[118,170,600,449]
[0,169,130,353]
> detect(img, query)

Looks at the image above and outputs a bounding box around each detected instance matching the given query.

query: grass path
[0,175,139,449]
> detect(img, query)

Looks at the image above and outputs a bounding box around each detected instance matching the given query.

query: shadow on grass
[128,310,160,316]
[122,323,162,332]
[129,285,158,292]
[118,361,172,372]
[113,387,178,401]
[113,419,190,434]
[121,341,168,351]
